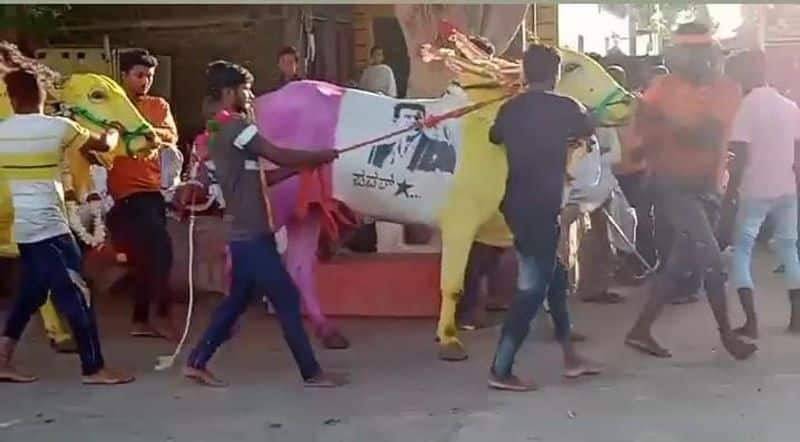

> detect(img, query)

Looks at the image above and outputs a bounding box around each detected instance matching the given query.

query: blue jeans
[187,233,320,380]
[3,234,105,375]
[731,195,800,291]
[491,250,572,378]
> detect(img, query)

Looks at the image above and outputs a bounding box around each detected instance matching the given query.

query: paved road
[1,249,798,441]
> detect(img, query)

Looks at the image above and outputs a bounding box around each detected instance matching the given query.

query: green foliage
[599,3,718,36]
[0,5,72,37]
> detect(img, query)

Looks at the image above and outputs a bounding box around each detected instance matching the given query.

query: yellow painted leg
[437,217,483,361]
[435,210,514,361]
[39,295,74,347]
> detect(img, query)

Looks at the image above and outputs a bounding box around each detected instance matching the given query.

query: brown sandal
[82,368,135,385]
[183,366,228,388]
[0,367,38,383]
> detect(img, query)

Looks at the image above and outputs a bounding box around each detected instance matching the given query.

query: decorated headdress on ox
[422,21,635,127]
[0,41,158,199]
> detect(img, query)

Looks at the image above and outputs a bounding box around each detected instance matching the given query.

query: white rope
[155,145,200,371]
[601,208,656,275]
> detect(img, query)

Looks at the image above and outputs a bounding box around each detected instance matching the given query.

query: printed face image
[395,107,424,128]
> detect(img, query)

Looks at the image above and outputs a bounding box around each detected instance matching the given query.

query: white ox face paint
[331,89,468,226]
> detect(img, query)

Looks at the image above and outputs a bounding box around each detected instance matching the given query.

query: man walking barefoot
[625,23,756,360]
[724,49,800,339]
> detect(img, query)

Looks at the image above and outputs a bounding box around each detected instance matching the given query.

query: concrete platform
[316,253,441,317]
[1,248,799,441]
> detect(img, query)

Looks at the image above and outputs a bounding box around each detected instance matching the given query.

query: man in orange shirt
[106,49,179,340]
[625,23,756,360]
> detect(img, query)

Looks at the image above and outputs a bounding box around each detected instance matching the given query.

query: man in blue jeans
[182,61,346,388]
[488,44,601,392]
[724,50,800,339]
[0,68,133,385]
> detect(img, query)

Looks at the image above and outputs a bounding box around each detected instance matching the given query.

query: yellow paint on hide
[40,297,74,344]
[430,48,635,349]
[1,71,157,340]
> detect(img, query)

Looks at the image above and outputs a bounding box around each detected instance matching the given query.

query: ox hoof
[322,331,350,350]
[438,342,468,361]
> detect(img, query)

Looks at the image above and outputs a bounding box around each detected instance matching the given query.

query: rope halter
[62,105,153,157]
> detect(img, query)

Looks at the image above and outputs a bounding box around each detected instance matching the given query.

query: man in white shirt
[725,49,800,339]
[0,69,133,385]
[359,46,398,98]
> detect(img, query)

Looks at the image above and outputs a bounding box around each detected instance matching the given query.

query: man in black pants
[106,49,180,340]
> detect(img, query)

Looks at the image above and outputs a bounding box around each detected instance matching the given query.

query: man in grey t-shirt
[184,61,346,388]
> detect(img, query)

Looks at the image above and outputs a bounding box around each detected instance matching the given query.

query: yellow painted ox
[1,42,157,344]
[230,24,635,359]
[417,25,636,360]
[0,45,157,256]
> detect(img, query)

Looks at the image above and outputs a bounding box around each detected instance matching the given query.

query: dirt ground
[1,248,798,442]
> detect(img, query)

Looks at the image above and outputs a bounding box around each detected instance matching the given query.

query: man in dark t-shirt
[183,60,346,388]
[488,44,601,392]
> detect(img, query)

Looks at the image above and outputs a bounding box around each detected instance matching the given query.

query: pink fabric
[731,87,800,199]
[255,81,344,229]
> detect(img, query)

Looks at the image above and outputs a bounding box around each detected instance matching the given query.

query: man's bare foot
[734,323,759,340]
[563,357,603,379]
[82,368,135,385]
[183,366,228,388]
[304,371,349,388]
[488,371,537,392]
[130,322,163,338]
[720,333,757,360]
[0,365,38,383]
[0,337,37,382]
[625,333,672,358]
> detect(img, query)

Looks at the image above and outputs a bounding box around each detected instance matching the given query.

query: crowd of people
[0,21,797,393]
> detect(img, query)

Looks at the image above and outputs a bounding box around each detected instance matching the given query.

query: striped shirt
[0,114,90,243]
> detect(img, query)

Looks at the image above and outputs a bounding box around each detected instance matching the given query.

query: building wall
[48,5,353,145]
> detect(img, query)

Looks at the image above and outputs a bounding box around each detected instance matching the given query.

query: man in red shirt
[625,23,757,360]
[106,49,179,340]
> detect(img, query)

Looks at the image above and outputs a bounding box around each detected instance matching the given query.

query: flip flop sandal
[488,378,537,392]
[185,373,227,388]
[304,375,349,388]
[0,372,38,383]
[130,330,163,338]
[564,366,603,379]
[581,292,624,304]
[82,375,135,386]
[625,338,672,358]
